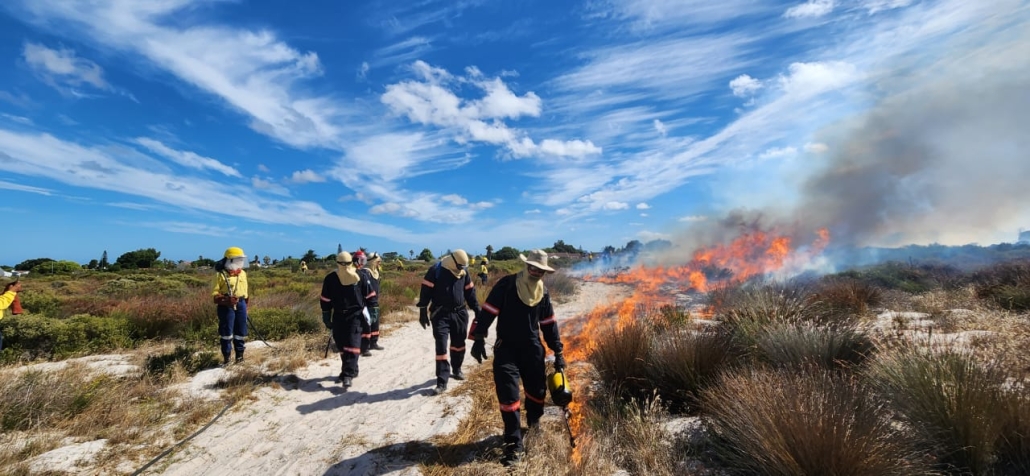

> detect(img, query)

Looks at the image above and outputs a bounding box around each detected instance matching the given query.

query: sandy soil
[143,280,631,476]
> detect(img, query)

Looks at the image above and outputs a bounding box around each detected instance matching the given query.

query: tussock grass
[582,390,678,475]
[756,322,874,371]
[543,271,579,303]
[867,346,1029,474]
[703,368,929,476]
[971,260,1030,311]
[646,329,744,413]
[711,281,820,348]
[809,277,882,324]
[587,317,654,402]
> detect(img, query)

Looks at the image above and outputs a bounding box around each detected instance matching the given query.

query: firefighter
[469,249,567,466]
[320,251,373,388]
[1,279,24,351]
[359,252,386,354]
[212,247,250,365]
[478,258,489,286]
[417,249,481,395]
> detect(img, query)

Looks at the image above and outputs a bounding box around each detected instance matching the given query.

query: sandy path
[154,280,629,476]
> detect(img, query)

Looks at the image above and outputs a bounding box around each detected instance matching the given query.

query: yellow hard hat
[224,246,245,259]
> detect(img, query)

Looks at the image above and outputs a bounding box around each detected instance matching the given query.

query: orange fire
[558,228,830,461]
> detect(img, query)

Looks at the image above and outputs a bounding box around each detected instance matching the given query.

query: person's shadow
[321,436,505,476]
[295,378,437,414]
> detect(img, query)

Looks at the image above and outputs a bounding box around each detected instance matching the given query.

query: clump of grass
[544,271,579,303]
[711,281,819,348]
[756,322,874,372]
[970,260,1030,310]
[581,389,678,475]
[588,317,654,401]
[645,329,744,413]
[867,346,1020,474]
[144,344,221,379]
[702,368,928,475]
[809,277,882,324]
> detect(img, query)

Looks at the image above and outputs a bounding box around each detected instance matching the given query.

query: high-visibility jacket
[0,290,15,318]
[212,271,249,299]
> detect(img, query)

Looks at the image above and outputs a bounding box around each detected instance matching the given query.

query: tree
[87,259,99,269]
[338,243,343,254]
[383,251,399,260]
[32,260,82,275]
[16,258,54,271]
[301,249,319,264]
[194,258,217,268]
[624,240,643,253]
[99,250,109,270]
[409,250,415,260]
[263,255,271,266]
[115,248,161,269]
[550,240,578,253]
[417,248,435,262]
[492,246,520,261]
[485,245,494,260]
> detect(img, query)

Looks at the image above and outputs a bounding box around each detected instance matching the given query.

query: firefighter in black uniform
[417,249,481,395]
[469,249,567,466]
[320,251,374,389]
[359,251,386,354]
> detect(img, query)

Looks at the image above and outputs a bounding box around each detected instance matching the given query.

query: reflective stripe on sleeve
[422,279,435,288]
[366,291,377,299]
[449,346,465,352]
[539,315,556,325]
[482,302,500,315]
[464,282,474,290]
[320,295,331,302]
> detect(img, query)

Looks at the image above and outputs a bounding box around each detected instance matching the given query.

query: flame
[558,227,830,461]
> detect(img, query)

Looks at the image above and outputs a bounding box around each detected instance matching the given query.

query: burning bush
[702,368,928,475]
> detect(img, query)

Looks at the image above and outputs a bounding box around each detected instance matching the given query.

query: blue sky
[0,0,1027,265]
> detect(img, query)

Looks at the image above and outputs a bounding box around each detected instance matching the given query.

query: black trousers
[361,306,381,350]
[493,340,547,452]
[333,313,363,378]
[431,308,468,386]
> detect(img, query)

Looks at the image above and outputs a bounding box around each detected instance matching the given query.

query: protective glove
[554,352,566,372]
[322,310,333,330]
[229,296,239,306]
[362,307,372,327]
[214,295,230,306]
[419,307,430,330]
[471,336,488,364]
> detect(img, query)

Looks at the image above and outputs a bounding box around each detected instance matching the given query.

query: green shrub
[0,314,132,362]
[543,271,578,302]
[971,260,1030,311]
[756,322,874,371]
[703,368,927,475]
[868,347,1009,474]
[245,307,320,340]
[17,288,62,318]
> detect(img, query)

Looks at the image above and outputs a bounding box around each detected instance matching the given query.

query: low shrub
[544,271,579,302]
[145,344,220,378]
[0,313,132,362]
[245,307,320,340]
[589,317,654,401]
[16,287,62,319]
[703,368,928,475]
[585,389,677,475]
[808,277,882,324]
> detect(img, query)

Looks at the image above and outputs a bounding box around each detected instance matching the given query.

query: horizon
[1,1,1027,266]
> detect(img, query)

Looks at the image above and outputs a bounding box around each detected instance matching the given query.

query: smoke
[797,32,1030,248]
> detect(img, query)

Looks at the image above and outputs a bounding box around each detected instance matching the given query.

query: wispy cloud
[0,114,33,125]
[373,0,487,37]
[370,36,435,68]
[135,138,241,177]
[288,169,326,184]
[784,0,835,19]
[139,221,233,237]
[15,0,354,150]
[22,42,109,95]
[0,179,52,195]
[586,0,771,32]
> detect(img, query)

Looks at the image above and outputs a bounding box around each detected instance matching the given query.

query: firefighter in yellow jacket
[1,279,24,351]
[212,247,250,365]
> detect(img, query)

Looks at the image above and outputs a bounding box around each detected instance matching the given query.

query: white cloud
[525,209,541,214]
[784,0,835,19]
[603,201,629,210]
[729,74,762,97]
[140,221,231,237]
[636,202,650,209]
[804,142,829,153]
[759,146,798,159]
[358,61,370,79]
[382,61,599,159]
[588,0,772,31]
[288,169,325,184]
[257,164,271,173]
[22,42,109,93]
[250,176,290,196]
[653,119,667,136]
[778,61,860,96]
[135,138,241,177]
[637,230,670,242]
[371,36,435,68]
[678,215,708,222]
[0,114,33,125]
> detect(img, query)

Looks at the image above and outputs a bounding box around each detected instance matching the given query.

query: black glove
[322,310,332,330]
[554,352,566,371]
[471,336,488,363]
[419,307,430,330]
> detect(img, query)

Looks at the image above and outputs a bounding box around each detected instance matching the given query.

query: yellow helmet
[224,246,245,259]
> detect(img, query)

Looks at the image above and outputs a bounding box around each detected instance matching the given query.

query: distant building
[1019,229,1030,244]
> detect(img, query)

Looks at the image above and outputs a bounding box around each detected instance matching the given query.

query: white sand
[147,279,630,476]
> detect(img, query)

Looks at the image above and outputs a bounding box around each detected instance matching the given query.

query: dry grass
[808,277,882,324]
[702,368,930,476]
[755,321,874,371]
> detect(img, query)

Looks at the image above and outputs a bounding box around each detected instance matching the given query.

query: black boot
[235,349,244,363]
[370,341,385,350]
[222,353,231,366]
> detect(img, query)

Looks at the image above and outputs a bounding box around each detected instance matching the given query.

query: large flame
[559,228,829,462]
